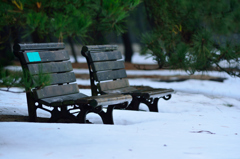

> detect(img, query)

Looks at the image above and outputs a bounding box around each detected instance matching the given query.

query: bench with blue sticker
[27,52,41,62]
[13,43,132,124]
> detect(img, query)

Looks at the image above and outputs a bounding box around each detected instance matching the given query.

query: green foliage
[0,0,140,42]
[84,0,141,44]
[142,0,240,77]
[22,65,52,92]
[0,66,51,93]
[0,67,22,90]
[0,0,141,92]
[0,0,93,41]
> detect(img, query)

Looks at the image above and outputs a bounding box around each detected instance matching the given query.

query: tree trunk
[143,0,155,29]
[68,36,78,63]
[11,26,21,45]
[122,31,133,62]
[31,29,46,43]
[0,26,13,66]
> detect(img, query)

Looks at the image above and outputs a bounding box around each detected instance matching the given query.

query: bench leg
[77,107,90,123]
[127,98,140,111]
[146,98,159,112]
[49,107,61,122]
[60,106,78,122]
[26,93,37,122]
[126,97,160,112]
[98,105,115,124]
[49,107,78,122]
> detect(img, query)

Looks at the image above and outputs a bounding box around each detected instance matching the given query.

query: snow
[1,53,240,159]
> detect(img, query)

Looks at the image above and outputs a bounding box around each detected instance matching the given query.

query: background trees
[0,0,140,90]
[0,0,92,64]
[0,0,140,64]
[0,0,240,79]
[142,0,240,77]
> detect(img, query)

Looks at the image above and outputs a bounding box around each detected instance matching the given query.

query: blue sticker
[27,52,41,62]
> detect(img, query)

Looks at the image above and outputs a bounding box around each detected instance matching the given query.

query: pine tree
[0,0,141,90]
[142,0,240,77]
[0,0,93,42]
[0,0,92,91]
[0,0,140,44]
[0,66,51,93]
[84,0,141,44]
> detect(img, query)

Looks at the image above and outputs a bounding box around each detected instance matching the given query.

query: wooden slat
[27,61,72,75]
[94,69,127,81]
[34,83,79,99]
[78,94,132,107]
[99,79,129,91]
[136,88,174,98]
[89,51,122,62]
[92,61,125,72]
[39,93,88,106]
[40,90,132,107]
[103,87,174,99]
[102,87,139,94]
[32,72,76,86]
[82,45,118,52]
[13,43,65,52]
[49,72,76,84]
[22,50,69,64]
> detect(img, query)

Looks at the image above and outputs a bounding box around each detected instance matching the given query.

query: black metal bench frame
[81,45,174,112]
[13,43,132,124]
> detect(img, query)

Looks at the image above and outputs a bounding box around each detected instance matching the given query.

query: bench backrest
[13,43,79,100]
[81,45,130,96]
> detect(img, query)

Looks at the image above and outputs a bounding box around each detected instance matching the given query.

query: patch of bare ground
[0,115,81,123]
[0,115,49,122]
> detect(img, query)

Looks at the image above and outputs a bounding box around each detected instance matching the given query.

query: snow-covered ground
[1,54,240,159]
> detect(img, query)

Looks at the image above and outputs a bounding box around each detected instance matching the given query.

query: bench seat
[102,87,174,99]
[40,92,131,110]
[39,93,88,107]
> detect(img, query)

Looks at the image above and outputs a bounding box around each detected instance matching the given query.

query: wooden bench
[13,43,132,124]
[81,45,174,112]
